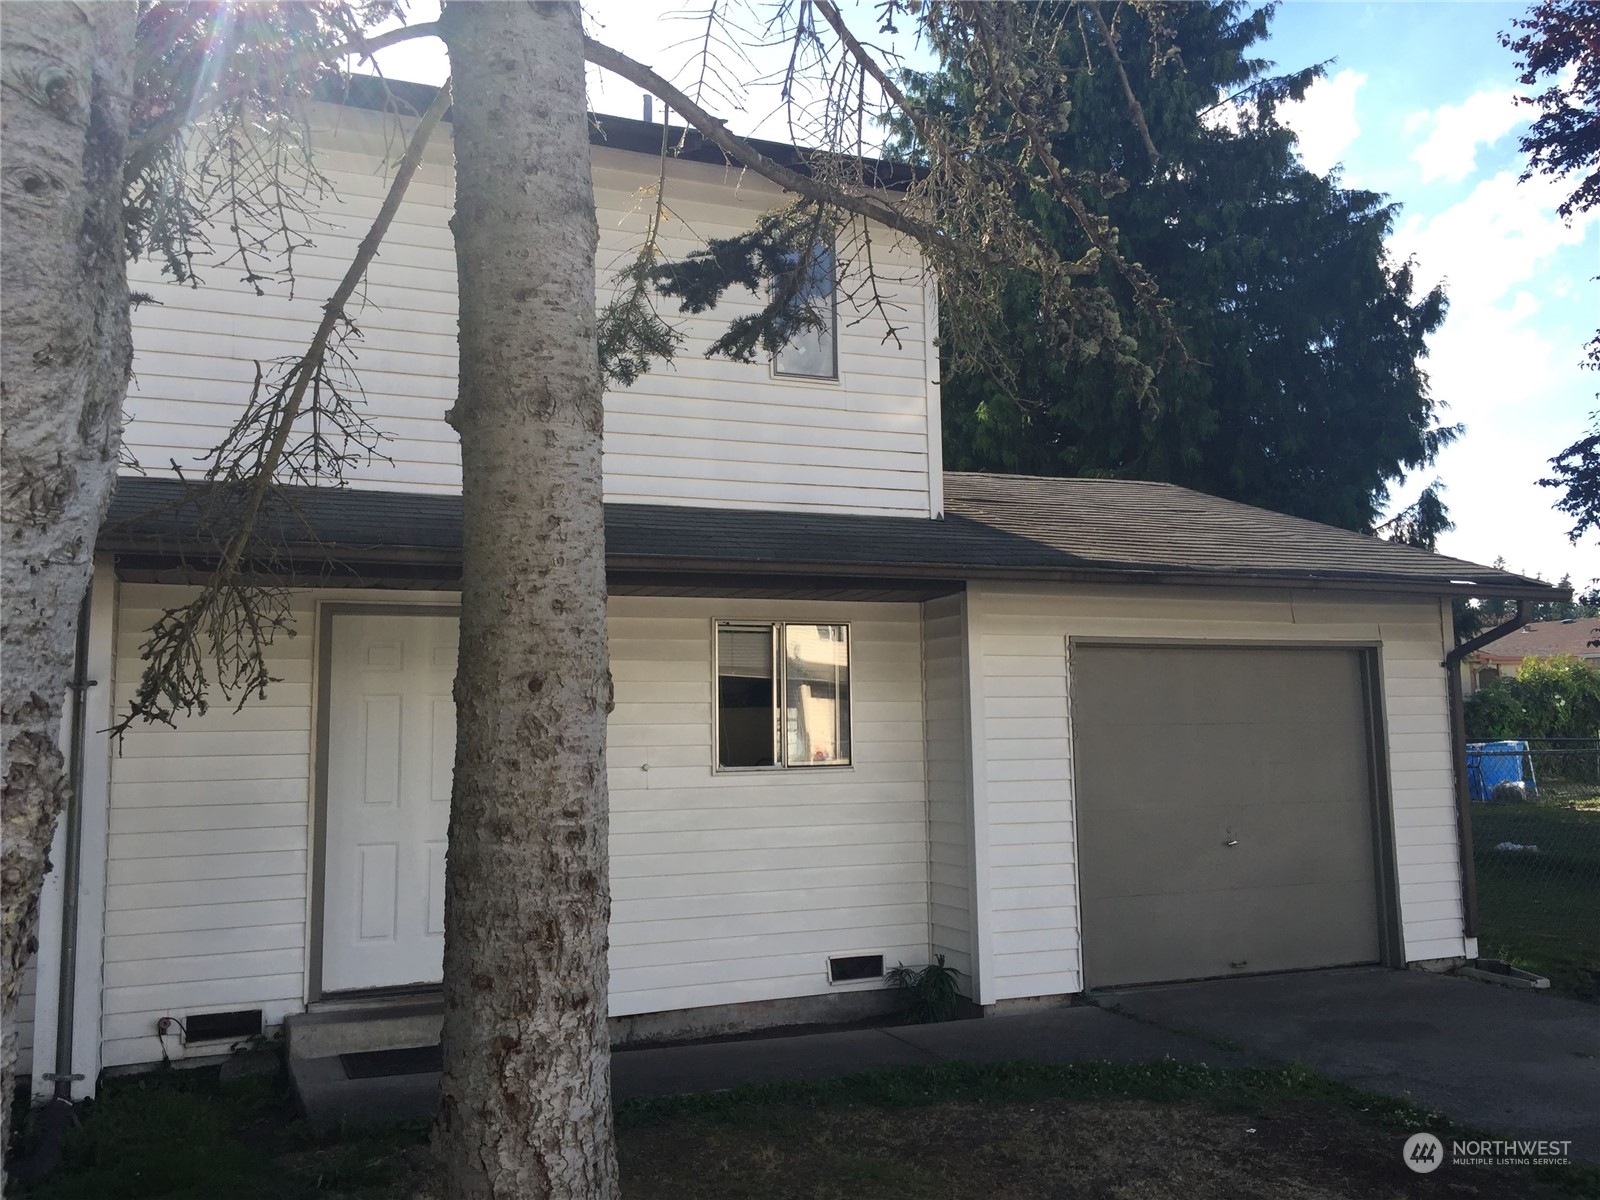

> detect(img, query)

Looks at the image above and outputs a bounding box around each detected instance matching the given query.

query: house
[1462,618,1600,693]
[17,81,1555,1100]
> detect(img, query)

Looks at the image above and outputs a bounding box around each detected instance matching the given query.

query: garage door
[1073,645,1383,988]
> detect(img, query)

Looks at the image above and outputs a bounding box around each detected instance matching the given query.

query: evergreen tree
[1502,2,1598,542]
[919,1,1455,532]
[1378,483,1453,551]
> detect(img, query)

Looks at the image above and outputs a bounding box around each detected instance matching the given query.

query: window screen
[717,624,776,768]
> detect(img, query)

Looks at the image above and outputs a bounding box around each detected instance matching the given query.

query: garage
[1072,644,1393,988]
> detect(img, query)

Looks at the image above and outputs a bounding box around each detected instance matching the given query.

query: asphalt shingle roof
[101,473,1555,599]
[1470,619,1600,661]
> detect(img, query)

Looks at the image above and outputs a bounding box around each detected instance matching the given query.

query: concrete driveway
[1101,965,1600,1161]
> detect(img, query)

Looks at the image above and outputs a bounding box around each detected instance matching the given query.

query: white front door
[321,611,458,992]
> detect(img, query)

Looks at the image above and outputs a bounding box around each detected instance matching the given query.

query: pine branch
[116,78,453,733]
[597,112,685,386]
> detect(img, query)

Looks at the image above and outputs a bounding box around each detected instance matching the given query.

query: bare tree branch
[584,34,966,255]
[123,17,443,178]
[1086,1,1160,169]
[117,78,452,731]
[811,0,934,151]
[958,2,1164,317]
[348,18,442,60]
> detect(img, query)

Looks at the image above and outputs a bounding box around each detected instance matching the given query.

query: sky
[1263,2,1597,587]
[363,2,1598,587]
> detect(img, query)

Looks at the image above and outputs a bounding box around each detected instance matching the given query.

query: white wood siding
[966,583,1464,1004]
[99,588,930,1066]
[606,597,929,1014]
[121,108,936,517]
[922,593,974,986]
[101,585,337,1069]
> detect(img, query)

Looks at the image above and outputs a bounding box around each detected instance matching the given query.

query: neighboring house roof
[1468,619,1600,663]
[100,474,1556,600]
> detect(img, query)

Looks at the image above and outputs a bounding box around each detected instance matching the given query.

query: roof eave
[604,555,1563,599]
[96,534,1559,600]
[322,74,923,187]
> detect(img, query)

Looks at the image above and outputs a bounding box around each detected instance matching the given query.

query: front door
[321,611,458,992]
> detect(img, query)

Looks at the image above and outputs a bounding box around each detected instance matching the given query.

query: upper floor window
[715,621,851,769]
[772,243,838,380]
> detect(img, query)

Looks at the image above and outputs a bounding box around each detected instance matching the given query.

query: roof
[100,473,1557,600]
[333,75,920,188]
[1469,619,1600,662]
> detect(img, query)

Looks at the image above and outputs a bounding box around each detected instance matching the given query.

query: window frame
[769,241,840,382]
[712,619,853,772]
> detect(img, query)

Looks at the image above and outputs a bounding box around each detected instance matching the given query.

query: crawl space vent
[185,1009,263,1043]
[828,953,885,983]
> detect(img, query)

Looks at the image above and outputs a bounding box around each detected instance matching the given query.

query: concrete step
[290,1055,440,1131]
[284,999,443,1061]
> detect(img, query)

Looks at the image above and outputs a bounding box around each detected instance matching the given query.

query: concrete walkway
[1102,965,1600,1160]
[296,1004,1250,1130]
[298,966,1600,1163]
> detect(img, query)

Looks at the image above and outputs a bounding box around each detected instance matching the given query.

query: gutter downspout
[1441,599,1533,939]
[49,589,95,1101]
[13,590,96,1184]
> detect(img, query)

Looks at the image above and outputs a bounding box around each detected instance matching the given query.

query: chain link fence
[1467,739,1600,1000]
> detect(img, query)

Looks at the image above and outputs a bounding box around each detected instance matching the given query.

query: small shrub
[885,955,963,1023]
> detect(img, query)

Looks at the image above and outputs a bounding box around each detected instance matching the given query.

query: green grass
[11,1059,1598,1199]
[614,1057,1443,1130]
[1472,799,1600,1001]
[8,1069,425,1200]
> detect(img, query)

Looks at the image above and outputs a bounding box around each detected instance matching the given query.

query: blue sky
[1262,2,1597,586]
[368,1,1597,585]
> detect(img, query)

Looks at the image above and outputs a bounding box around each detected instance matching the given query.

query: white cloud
[1395,320,1593,585]
[1391,169,1597,310]
[1381,168,1600,583]
[1407,87,1525,184]
[1280,69,1366,176]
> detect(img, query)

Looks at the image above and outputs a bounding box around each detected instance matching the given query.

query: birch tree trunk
[1,0,134,1142]
[435,3,619,1196]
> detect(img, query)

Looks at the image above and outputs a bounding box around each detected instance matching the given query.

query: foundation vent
[185,1008,264,1043]
[827,953,885,984]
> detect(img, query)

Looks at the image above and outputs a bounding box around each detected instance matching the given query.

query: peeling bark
[0,0,134,1150]
[434,3,618,1197]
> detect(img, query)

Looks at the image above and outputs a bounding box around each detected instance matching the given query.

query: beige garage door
[1074,645,1383,988]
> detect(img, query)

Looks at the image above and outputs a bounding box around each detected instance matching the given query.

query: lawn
[1471,799,1600,1001]
[10,1060,1597,1200]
